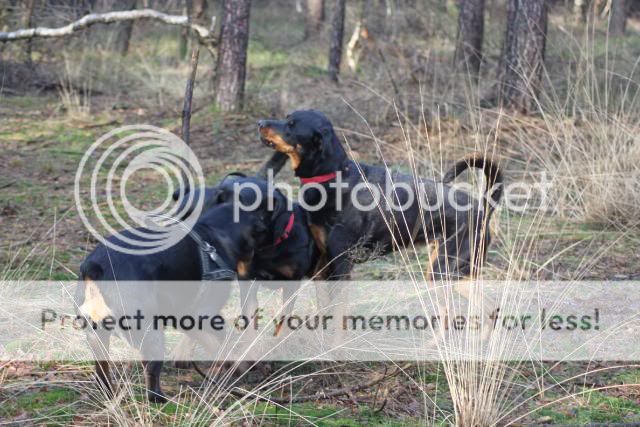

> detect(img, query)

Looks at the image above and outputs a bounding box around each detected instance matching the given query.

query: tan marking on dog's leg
[309,224,327,253]
[426,240,440,280]
[236,261,250,279]
[79,279,111,322]
[276,264,296,279]
[309,224,329,279]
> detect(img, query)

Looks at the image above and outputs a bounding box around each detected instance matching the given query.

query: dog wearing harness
[76,199,281,403]
[174,173,320,354]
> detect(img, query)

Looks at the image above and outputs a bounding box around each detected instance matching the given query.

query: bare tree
[328,0,346,82]
[609,0,627,36]
[573,0,587,23]
[113,0,137,56]
[22,0,37,66]
[179,0,207,59]
[306,0,325,37]
[214,0,251,111]
[455,0,485,80]
[498,0,548,113]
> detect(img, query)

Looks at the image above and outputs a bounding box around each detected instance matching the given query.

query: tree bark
[22,0,36,66]
[573,0,586,23]
[455,0,485,80]
[498,0,548,113]
[114,0,137,56]
[609,0,627,36]
[214,0,251,112]
[179,0,194,60]
[306,0,325,36]
[328,0,346,82]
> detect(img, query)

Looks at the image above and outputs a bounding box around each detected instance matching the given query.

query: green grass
[534,390,640,424]
[250,402,421,426]
[0,388,79,423]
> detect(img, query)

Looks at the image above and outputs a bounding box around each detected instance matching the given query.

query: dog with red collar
[175,173,320,316]
[257,110,503,282]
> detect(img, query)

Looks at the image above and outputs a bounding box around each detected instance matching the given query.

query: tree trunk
[455,0,485,80]
[179,0,193,59]
[306,0,325,36]
[328,0,346,82]
[179,0,207,59]
[22,0,36,66]
[114,0,137,56]
[609,0,627,36]
[214,0,251,112]
[573,0,586,23]
[498,0,548,113]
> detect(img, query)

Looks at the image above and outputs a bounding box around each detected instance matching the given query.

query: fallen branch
[0,9,217,52]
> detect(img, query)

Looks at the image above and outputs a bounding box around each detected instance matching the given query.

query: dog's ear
[316,125,335,159]
[269,188,288,221]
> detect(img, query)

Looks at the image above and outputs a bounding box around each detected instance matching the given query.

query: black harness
[147,214,237,281]
[186,229,237,281]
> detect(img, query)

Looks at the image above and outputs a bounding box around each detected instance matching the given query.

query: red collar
[299,172,338,184]
[274,213,295,246]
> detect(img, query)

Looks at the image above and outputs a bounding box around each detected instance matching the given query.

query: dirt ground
[2,1,640,425]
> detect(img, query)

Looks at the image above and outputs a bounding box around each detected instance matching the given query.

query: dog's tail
[443,153,503,210]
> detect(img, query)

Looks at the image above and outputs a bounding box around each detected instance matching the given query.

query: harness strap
[150,213,236,280]
[187,231,237,281]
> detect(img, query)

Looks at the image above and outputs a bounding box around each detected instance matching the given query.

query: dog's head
[171,173,249,219]
[257,110,346,176]
[176,174,290,247]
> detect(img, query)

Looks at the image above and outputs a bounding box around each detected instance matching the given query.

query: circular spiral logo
[74,125,205,255]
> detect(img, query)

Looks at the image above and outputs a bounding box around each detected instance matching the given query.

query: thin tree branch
[182,47,200,147]
[0,9,216,51]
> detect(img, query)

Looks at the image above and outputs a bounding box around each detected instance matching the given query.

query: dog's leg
[323,233,358,352]
[141,360,165,403]
[87,329,113,398]
[140,331,166,403]
[237,281,260,372]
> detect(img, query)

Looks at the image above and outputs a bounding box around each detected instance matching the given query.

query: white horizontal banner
[0,280,638,361]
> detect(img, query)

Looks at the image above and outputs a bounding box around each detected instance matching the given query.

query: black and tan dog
[257,110,503,282]
[176,174,319,320]
[77,178,317,403]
